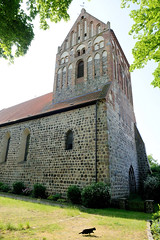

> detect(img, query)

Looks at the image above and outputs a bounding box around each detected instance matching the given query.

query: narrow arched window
[129,165,136,194]
[77,60,84,78]
[4,136,10,162]
[66,130,73,150]
[0,132,11,163]
[24,133,30,162]
[19,128,30,162]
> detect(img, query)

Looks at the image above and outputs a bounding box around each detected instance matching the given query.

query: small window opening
[4,137,10,162]
[77,60,84,78]
[66,130,73,150]
[81,16,84,19]
[82,48,85,54]
[24,133,30,161]
[77,50,80,56]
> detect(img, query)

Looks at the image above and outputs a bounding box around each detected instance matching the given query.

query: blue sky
[1,0,160,162]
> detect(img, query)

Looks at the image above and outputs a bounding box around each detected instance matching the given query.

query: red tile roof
[0,83,111,126]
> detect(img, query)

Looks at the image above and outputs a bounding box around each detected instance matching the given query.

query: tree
[0,0,73,62]
[121,0,160,88]
[148,154,159,168]
[148,154,160,179]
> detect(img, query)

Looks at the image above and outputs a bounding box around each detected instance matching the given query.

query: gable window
[82,48,85,54]
[77,60,84,78]
[77,50,80,56]
[66,130,73,150]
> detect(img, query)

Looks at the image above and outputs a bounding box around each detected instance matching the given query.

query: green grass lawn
[0,196,152,240]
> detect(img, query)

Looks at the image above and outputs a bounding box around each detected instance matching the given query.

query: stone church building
[0,9,150,198]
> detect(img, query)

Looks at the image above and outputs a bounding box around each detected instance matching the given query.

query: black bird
[79,227,96,235]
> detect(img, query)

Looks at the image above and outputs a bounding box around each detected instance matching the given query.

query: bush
[32,184,46,198]
[143,175,160,202]
[81,182,110,208]
[67,185,81,204]
[12,182,25,194]
[0,182,4,191]
[1,184,10,192]
[151,220,160,240]
[151,205,160,240]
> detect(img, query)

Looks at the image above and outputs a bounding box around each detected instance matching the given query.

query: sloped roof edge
[0,82,111,127]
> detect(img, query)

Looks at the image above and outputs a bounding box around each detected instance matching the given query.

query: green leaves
[0,0,73,61]
[122,0,160,87]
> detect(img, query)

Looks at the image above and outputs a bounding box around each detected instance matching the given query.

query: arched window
[102,51,107,75]
[129,165,136,194]
[66,130,73,150]
[67,64,72,86]
[19,128,30,162]
[82,48,85,55]
[0,132,11,163]
[94,53,100,77]
[77,50,80,56]
[77,60,84,78]
[24,132,30,162]
[62,67,66,88]
[57,68,62,90]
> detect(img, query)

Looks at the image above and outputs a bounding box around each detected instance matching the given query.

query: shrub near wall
[67,185,81,204]
[12,182,25,194]
[143,175,160,202]
[81,182,111,208]
[151,205,160,240]
[32,184,46,198]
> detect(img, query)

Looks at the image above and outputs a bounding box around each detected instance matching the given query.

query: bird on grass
[79,227,96,235]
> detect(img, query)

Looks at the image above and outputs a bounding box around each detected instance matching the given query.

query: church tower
[53,8,133,106]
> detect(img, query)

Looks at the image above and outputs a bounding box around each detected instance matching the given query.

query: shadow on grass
[82,235,99,238]
[78,206,152,222]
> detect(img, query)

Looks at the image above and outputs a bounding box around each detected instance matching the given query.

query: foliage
[0,0,73,61]
[143,175,160,202]
[12,181,25,194]
[151,220,160,240]
[67,185,81,204]
[47,193,61,201]
[121,0,160,88]
[0,182,4,190]
[0,183,10,192]
[151,205,160,240]
[152,204,160,221]
[81,182,111,208]
[32,183,46,198]
[148,154,160,168]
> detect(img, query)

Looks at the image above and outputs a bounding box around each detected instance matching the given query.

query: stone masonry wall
[134,125,151,189]
[106,81,139,198]
[0,102,109,196]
